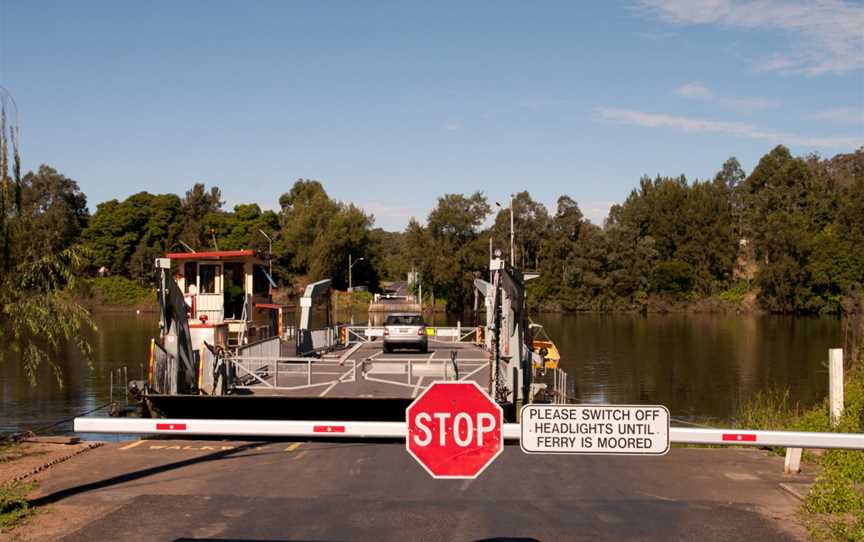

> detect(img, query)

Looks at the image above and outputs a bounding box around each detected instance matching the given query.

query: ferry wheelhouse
[166,249,280,349]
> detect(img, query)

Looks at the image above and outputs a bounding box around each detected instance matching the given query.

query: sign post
[406,381,503,479]
[521,404,670,455]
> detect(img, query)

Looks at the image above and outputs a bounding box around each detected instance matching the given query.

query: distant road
[19,439,808,541]
[381,280,411,305]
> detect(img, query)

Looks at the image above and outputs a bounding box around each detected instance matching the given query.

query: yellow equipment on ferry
[529,323,560,370]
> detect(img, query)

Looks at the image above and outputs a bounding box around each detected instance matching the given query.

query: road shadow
[28,441,265,507]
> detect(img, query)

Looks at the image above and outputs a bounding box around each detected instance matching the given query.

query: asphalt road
[382,280,409,298]
[13,439,811,541]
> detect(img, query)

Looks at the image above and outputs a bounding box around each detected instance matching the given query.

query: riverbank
[0,439,104,533]
[529,290,764,315]
[737,362,864,540]
[74,275,853,318]
[76,277,157,313]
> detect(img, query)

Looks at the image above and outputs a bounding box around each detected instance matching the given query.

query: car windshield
[385,315,424,326]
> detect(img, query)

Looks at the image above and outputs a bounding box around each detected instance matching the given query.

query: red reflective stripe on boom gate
[314,425,345,433]
[156,423,187,431]
[722,433,756,442]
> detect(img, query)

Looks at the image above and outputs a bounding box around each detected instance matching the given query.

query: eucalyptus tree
[490,191,550,270]
[417,192,491,310]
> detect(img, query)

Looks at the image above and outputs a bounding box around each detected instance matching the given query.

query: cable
[1,401,114,443]
[670,417,717,429]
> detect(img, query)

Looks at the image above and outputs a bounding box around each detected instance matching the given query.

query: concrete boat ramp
[10,438,812,541]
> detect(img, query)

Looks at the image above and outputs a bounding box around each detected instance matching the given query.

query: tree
[491,191,550,270]
[605,205,658,302]
[278,179,339,274]
[0,91,93,385]
[534,196,585,306]
[427,192,491,242]
[651,260,695,297]
[204,203,279,252]
[401,217,433,286]
[310,203,377,289]
[276,180,377,289]
[552,195,583,240]
[715,157,746,237]
[179,183,224,249]
[82,192,183,280]
[741,145,836,311]
[369,228,408,282]
[676,178,736,293]
[423,192,491,310]
[19,165,88,255]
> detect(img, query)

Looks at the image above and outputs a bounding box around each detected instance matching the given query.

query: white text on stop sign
[413,412,497,447]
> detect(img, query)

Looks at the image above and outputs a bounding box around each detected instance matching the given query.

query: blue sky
[1,0,862,229]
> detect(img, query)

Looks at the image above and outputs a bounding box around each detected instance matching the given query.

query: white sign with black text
[520,404,670,455]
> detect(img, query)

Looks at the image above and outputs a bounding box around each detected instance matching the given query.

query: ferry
[135,248,573,422]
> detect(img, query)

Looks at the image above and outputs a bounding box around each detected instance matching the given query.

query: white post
[784,348,844,474]
[830,348,844,427]
[784,447,802,474]
[457,320,461,342]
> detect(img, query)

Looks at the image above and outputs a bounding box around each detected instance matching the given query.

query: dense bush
[85,276,153,306]
[651,260,694,297]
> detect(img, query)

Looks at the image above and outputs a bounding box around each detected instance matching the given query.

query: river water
[0,311,843,435]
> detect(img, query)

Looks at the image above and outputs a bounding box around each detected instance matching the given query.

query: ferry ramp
[147,340,493,422]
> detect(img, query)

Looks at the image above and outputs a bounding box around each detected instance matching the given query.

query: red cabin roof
[166,249,258,261]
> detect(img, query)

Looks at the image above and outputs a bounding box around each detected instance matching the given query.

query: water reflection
[537,313,839,421]
[0,311,842,434]
[1,312,157,435]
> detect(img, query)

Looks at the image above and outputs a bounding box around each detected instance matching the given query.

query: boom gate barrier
[74,417,864,450]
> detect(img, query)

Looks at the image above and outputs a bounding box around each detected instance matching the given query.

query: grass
[84,276,154,306]
[0,442,24,463]
[737,387,805,431]
[0,481,35,532]
[718,281,750,303]
[800,366,864,541]
[334,290,373,313]
[737,364,864,541]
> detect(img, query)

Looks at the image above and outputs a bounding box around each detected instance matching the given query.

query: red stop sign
[406,381,503,479]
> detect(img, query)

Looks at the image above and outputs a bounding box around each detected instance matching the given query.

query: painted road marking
[148,445,236,451]
[318,366,356,397]
[284,442,302,452]
[411,376,425,398]
[294,450,308,460]
[119,439,146,451]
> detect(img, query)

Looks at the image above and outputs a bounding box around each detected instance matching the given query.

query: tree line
[6,145,864,315]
